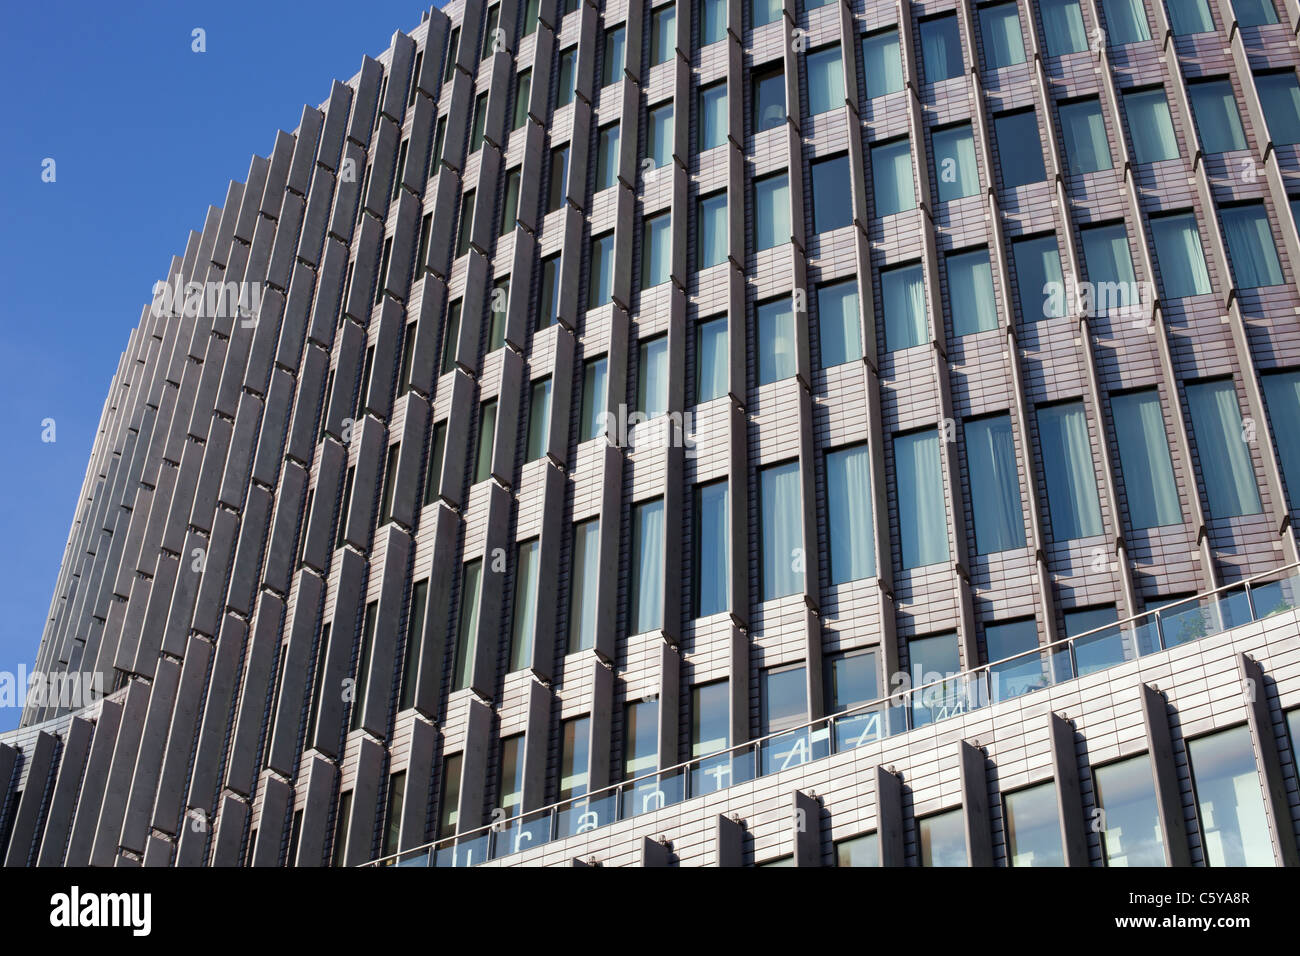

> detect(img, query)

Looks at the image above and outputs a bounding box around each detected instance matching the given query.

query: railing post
[1244,580,1257,620]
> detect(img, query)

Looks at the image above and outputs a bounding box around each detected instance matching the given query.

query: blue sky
[0,0,434,730]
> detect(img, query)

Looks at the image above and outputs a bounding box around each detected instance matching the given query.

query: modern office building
[5,0,1300,868]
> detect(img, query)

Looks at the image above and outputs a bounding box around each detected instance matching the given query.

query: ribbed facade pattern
[5,0,1300,866]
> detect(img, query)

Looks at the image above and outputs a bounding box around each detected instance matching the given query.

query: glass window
[624,699,659,778]
[648,102,674,167]
[547,145,569,213]
[1059,98,1112,175]
[1101,0,1151,43]
[995,110,1046,187]
[580,357,608,441]
[965,414,1025,553]
[456,190,475,258]
[896,429,949,568]
[596,124,620,192]
[932,123,979,201]
[498,736,524,817]
[806,45,843,116]
[513,71,531,131]
[434,755,461,841]
[430,116,447,177]
[871,138,915,216]
[1040,0,1088,56]
[1094,753,1165,865]
[510,540,540,671]
[470,93,489,152]
[760,461,804,599]
[1256,71,1300,145]
[350,601,376,730]
[557,48,577,107]
[638,336,668,417]
[1111,390,1181,528]
[1187,725,1272,866]
[1150,212,1210,297]
[761,664,807,733]
[630,498,665,633]
[836,832,879,867]
[379,442,400,525]
[526,378,552,462]
[700,0,727,46]
[986,619,1044,700]
[538,255,560,329]
[500,169,521,236]
[481,5,500,58]
[919,809,966,866]
[810,154,853,232]
[753,65,785,132]
[488,277,509,351]
[754,172,790,250]
[642,212,672,289]
[695,480,729,616]
[474,400,496,484]
[382,771,405,857]
[1188,79,1247,153]
[589,233,614,308]
[752,0,782,28]
[826,444,876,583]
[698,192,728,269]
[1222,204,1284,288]
[1123,88,1179,162]
[818,279,861,367]
[1166,0,1214,33]
[948,248,998,335]
[910,632,960,686]
[1013,235,1065,321]
[691,680,730,759]
[452,560,482,689]
[1263,370,1300,502]
[882,262,927,351]
[826,649,879,713]
[1080,223,1137,316]
[443,27,460,83]
[1037,402,1103,539]
[602,26,626,86]
[1233,0,1278,25]
[757,298,796,384]
[569,518,600,651]
[696,316,728,403]
[1005,782,1064,866]
[861,28,904,98]
[1187,379,1262,518]
[699,82,727,151]
[423,421,446,505]
[559,717,590,800]
[400,583,427,710]
[651,4,676,65]
[980,3,1026,68]
[920,14,964,83]
[523,0,540,36]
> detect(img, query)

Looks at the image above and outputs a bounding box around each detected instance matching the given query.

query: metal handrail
[363,560,1300,867]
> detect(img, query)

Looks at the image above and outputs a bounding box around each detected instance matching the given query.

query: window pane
[760,462,804,599]
[488,278,508,351]
[700,0,727,46]
[630,499,665,633]
[470,94,488,151]
[1166,0,1215,33]
[400,584,427,710]
[933,124,979,201]
[896,429,948,568]
[699,82,728,150]
[1037,402,1103,539]
[569,519,600,651]
[698,192,728,269]
[862,29,904,98]
[911,632,960,684]
[811,154,853,232]
[557,49,577,106]
[754,173,790,249]
[882,263,926,351]
[1059,98,1113,174]
[996,110,1046,186]
[580,358,608,441]
[965,415,1025,553]
[692,681,730,757]
[753,67,785,131]
[1014,235,1065,320]
[638,336,668,417]
[474,401,496,484]
[424,422,446,505]
[1256,71,1300,145]
[547,146,568,212]
[1111,390,1181,528]
[437,755,461,839]
[826,650,879,712]
[980,3,1026,68]
[1187,725,1272,866]
[818,279,861,367]
[456,190,475,257]
[1187,380,1262,518]
[807,45,843,116]
[642,213,672,288]
[537,256,560,329]
[919,809,966,866]
[1232,0,1278,25]
[651,4,676,65]
[481,5,500,58]
[986,619,1044,699]
[752,0,782,28]
[1189,80,1247,153]
[383,772,405,857]
[453,560,482,689]
[1101,0,1151,43]
[1150,213,1211,297]
[559,717,590,800]
[590,233,614,307]
[920,15,964,83]
[523,0,540,35]
[596,124,620,191]
[1124,89,1179,162]
[1040,0,1088,56]
[602,26,625,86]
[696,317,728,402]
[1080,223,1138,316]
[695,481,729,616]
[510,540,540,671]
[836,833,879,867]
[513,72,531,130]
[624,699,659,778]
[826,444,876,582]
[501,170,521,235]
[1094,754,1165,866]
[526,378,552,462]
[1222,204,1284,288]
[1263,370,1300,503]
[761,665,807,733]
[871,138,915,216]
[948,249,998,335]
[1006,782,1065,866]
[757,298,796,384]
[648,103,674,167]
[498,736,524,815]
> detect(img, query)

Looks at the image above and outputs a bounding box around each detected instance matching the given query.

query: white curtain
[948,250,997,335]
[1189,80,1247,152]
[827,445,876,583]
[701,0,727,44]
[697,318,728,402]
[753,0,782,28]
[632,499,664,633]
[1151,214,1211,298]
[761,462,803,599]
[699,194,727,268]
[1231,0,1277,26]
[1037,403,1103,540]
[643,214,671,288]
[934,125,979,201]
[1263,371,1300,503]
[455,560,482,688]
[1060,100,1112,174]
[1221,205,1283,288]
[569,520,601,651]
[758,299,795,384]
[1187,381,1263,518]
[1111,391,1181,528]
[640,337,668,417]
[1256,72,1300,146]
[1167,0,1214,34]
[511,541,540,670]
[965,415,1025,553]
[896,430,948,569]
[756,174,790,249]
[818,281,861,367]
[1081,224,1136,315]
[920,17,961,82]
[1101,0,1151,43]
[872,140,915,216]
[1015,237,1064,320]
[862,30,903,97]
[1126,90,1179,162]
[696,482,729,615]
[807,45,843,116]
[883,264,926,351]
[979,4,1026,68]
[1041,0,1088,56]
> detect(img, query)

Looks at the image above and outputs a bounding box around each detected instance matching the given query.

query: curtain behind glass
[1187,380,1263,517]
[1014,237,1065,320]
[1037,403,1103,539]
[1189,81,1247,152]
[1124,90,1179,162]
[862,30,904,97]
[700,0,727,45]
[1166,0,1215,34]
[700,84,727,150]
[896,429,948,568]
[569,520,600,650]
[1041,0,1088,56]
[883,264,926,351]
[979,4,1026,68]
[1111,391,1182,528]
[933,125,979,200]
[590,234,613,306]
[1081,224,1136,316]
[948,250,998,335]
[761,462,803,599]
[827,445,876,582]
[872,140,915,215]
[1221,205,1284,288]
[699,193,727,268]
[649,105,673,166]
[1060,100,1112,174]
[758,299,796,383]
[920,16,963,82]
[965,415,1026,553]
[639,337,668,417]
[1101,0,1151,43]
[1151,214,1211,297]
[1231,0,1278,27]
[631,499,665,633]
[1256,72,1300,145]
[807,45,843,116]
[753,0,782,28]
[642,214,671,288]
[697,318,728,402]
[1263,372,1300,505]
[696,482,729,616]
[755,174,790,248]
[511,541,540,670]
[818,280,862,366]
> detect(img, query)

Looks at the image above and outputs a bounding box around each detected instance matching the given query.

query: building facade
[5,0,1300,867]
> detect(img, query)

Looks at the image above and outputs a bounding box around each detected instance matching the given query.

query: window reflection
[1005,781,1064,866]
[1187,725,1272,866]
[1094,753,1165,866]
[919,809,966,866]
